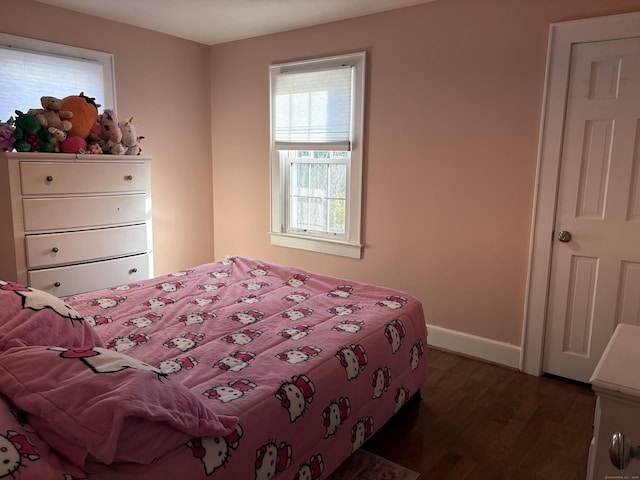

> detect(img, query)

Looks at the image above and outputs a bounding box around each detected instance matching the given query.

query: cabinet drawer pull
[129,267,138,274]
[125,175,134,181]
[46,175,53,182]
[51,247,59,253]
[53,282,61,288]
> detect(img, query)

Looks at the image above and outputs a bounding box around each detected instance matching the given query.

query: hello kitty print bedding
[0,256,427,480]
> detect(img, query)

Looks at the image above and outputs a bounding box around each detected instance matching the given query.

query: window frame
[0,33,117,117]
[269,52,366,259]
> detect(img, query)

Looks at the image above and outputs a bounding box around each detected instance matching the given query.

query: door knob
[610,432,640,469]
[557,230,572,243]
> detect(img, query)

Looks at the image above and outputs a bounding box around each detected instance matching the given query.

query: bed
[0,256,427,480]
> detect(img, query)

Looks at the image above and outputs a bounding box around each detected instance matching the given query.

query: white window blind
[0,33,114,122]
[273,66,353,151]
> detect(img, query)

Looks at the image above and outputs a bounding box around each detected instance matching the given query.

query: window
[0,33,115,122]
[269,52,366,259]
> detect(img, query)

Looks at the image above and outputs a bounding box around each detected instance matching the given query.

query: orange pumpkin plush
[61,93,99,138]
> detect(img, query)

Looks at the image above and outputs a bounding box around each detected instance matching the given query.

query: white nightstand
[588,323,640,480]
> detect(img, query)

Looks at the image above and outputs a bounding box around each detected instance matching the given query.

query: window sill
[270,232,362,259]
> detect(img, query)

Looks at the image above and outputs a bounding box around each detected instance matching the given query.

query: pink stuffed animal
[0,117,16,152]
[86,143,103,154]
[61,135,87,154]
[88,109,122,154]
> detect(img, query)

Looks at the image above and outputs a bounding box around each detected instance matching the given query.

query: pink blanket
[0,256,427,479]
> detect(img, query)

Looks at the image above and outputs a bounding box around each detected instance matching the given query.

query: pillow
[0,280,104,351]
[0,394,87,479]
[0,345,238,470]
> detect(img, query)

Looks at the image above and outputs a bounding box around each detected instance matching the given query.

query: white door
[542,37,640,383]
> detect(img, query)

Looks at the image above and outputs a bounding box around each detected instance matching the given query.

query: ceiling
[35,0,436,46]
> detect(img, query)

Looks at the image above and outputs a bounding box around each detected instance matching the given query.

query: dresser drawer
[28,253,151,296]
[25,224,149,268]
[20,162,148,195]
[22,194,147,232]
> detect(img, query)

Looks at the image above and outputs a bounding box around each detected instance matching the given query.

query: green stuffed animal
[13,110,54,153]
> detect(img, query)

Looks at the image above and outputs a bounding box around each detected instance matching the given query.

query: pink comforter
[1,256,427,480]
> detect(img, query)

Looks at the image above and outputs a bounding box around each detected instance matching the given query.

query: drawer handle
[125,175,134,181]
[129,268,138,274]
[46,175,53,182]
[53,282,61,288]
[51,247,59,253]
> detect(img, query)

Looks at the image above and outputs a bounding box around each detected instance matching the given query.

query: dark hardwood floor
[363,348,596,480]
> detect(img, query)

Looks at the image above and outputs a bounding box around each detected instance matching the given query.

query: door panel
[618,261,640,325]
[563,255,597,356]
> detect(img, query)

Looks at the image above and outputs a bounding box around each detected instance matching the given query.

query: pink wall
[2,0,215,276]
[4,0,640,348]
[210,0,640,346]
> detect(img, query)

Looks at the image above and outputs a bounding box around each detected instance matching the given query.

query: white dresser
[0,152,153,296]
[588,323,640,480]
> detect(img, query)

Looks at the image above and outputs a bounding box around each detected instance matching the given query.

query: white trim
[427,324,521,370]
[269,51,365,258]
[275,141,351,151]
[521,11,640,376]
[270,232,362,259]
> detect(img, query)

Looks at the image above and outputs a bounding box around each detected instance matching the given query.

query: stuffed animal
[13,110,54,153]
[28,96,73,132]
[61,92,99,138]
[85,143,103,154]
[88,109,122,153]
[0,117,16,152]
[47,127,67,153]
[116,117,141,155]
[61,135,87,154]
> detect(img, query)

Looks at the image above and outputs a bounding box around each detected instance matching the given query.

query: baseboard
[426,324,521,370]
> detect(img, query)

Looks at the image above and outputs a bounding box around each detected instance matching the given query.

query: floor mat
[327,449,420,480]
